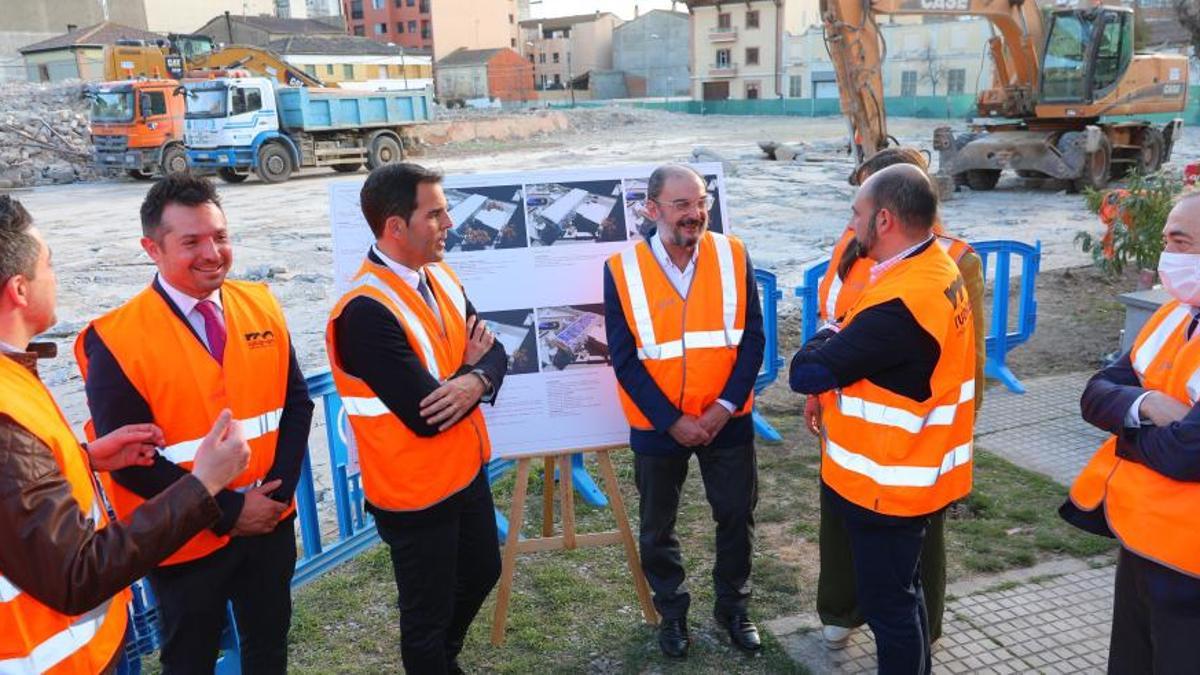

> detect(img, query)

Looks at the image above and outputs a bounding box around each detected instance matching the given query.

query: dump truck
[183,76,433,183]
[87,79,189,179]
[822,0,1189,192]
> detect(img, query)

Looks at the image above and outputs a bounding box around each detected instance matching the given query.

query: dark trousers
[1109,546,1200,674]
[372,470,501,675]
[818,486,947,640]
[825,484,931,675]
[149,515,297,675]
[634,441,758,620]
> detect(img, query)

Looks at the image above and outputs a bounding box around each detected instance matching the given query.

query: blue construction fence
[549,87,1200,125]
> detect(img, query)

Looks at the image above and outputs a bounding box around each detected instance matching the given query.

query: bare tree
[1176,0,1200,55]
[920,43,947,96]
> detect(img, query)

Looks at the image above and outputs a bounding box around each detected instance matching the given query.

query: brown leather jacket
[0,349,220,620]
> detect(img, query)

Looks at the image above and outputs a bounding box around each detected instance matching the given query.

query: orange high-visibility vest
[1069,300,1200,577]
[820,241,976,517]
[607,231,753,429]
[0,356,130,674]
[74,281,291,566]
[326,258,491,511]
[818,229,972,325]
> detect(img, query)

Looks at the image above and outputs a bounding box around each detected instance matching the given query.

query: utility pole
[567,49,575,107]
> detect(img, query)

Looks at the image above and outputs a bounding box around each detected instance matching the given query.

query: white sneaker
[822,625,854,649]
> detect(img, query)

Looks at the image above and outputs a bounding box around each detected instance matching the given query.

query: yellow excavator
[823,0,1189,191]
[101,33,325,88]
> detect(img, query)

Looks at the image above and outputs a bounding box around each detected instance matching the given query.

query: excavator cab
[1040,6,1134,105]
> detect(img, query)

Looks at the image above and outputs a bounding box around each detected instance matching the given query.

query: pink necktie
[195,300,226,364]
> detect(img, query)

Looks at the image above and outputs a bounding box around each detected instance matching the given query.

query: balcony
[709,62,738,77]
[709,27,737,42]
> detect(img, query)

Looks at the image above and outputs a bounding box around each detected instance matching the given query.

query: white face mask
[1158,251,1200,305]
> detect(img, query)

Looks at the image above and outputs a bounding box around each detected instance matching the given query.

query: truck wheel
[1071,136,1111,193]
[217,168,249,183]
[256,143,293,184]
[367,136,402,170]
[1136,128,1164,176]
[161,145,189,176]
[126,169,154,181]
[965,169,1001,191]
[331,163,363,173]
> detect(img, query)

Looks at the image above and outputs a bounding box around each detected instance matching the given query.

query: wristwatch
[471,368,494,396]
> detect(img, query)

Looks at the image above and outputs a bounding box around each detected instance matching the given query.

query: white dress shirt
[372,245,442,328]
[648,232,735,414]
[157,274,223,351]
[869,234,935,283]
[0,339,21,354]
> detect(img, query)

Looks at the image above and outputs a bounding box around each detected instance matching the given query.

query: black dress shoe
[657,617,690,658]
[715,611,762,653]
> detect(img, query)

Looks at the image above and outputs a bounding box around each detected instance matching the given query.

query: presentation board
[329,163,730,458]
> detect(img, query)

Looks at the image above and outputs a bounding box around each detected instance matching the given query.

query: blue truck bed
[276,86,432,131]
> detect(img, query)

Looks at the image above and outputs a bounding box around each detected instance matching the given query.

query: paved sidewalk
[769,372,1117,674]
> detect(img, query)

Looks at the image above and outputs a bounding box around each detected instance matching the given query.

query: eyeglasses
[651,194,715,213]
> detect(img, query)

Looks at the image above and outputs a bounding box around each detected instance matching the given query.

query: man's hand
[804,396,822,437]
[230,479,286,537]
[698,403,732,439]
[464,314,495,366]
[86,423,164,472]
[420,374,486,431]
[1139,391,1191,427]
[668,416,713,447]
[191,410,251,496]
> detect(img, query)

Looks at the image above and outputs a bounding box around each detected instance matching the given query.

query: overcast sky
[528,0,683,20]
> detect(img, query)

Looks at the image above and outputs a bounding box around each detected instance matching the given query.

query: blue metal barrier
[753,269,785,442]
[794,240,1041,394]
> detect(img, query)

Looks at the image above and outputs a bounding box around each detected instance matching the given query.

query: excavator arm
[187,46,326,88]
[820,0,1045,162]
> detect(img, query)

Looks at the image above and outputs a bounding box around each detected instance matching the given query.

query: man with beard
[789,165,975,674]
[604,163,765,658]
[77,174,313,673]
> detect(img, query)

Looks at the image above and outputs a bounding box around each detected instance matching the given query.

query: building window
[511,38,516,47]
[539,53,546,63]
[947,68,966,95]
[552,52,560,63]
[746,47,759,65]
[326,64,335,75]
[372,0,383,8]
[408,20,417,32]
[789,75,802,97]
[304,64,317,76]
[395,0,402,5]
[746,10,759,28]
[509,13,514,24]
[350,0,363,19]
[375,22,388,34]
[344,64,355,78]
[745,82,760,99]
[352,24,365,36]
[407,0,414,5]
[716,48,731,68]
[717,12,731,29]
[421,20,430,39]
[901,70,917,97]
[528,53,534,63]
[419,0,429,12]
[553,73,561,86]
[396,22,404,33]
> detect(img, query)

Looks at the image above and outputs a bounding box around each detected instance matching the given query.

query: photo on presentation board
[478,309,539,376]
[444,185,528,252]
[525,180,628,247]
[535,304,610,371]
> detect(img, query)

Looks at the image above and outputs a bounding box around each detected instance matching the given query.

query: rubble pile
[0,80,99,188]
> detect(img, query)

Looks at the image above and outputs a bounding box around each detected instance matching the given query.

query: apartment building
[520,12,621,91]
[343,0,520,61]
[685,0,818,100]
[613,9,690,97]
[271,35,432,89]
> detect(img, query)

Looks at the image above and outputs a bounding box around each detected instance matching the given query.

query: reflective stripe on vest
[353,273,442,380]
[823,273,843,326]
[836,380,975,434]
[620,233,743,361]
[159,408,283,464]
[825,436,973,488]
[341,396,390,417]
[0,598,114,674]
[425,264,466,321]
[1133,304,1191,378]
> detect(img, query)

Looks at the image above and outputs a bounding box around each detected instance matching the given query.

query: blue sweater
[603,247,765,455]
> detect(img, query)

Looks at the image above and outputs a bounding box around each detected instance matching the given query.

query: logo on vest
[243,330,277,349]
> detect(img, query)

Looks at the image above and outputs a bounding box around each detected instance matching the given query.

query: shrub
[1075,170,1182,276]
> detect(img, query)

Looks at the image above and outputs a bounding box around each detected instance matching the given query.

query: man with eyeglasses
[604,164,765,659]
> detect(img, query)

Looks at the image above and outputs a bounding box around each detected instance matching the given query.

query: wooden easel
[490,445,658,645]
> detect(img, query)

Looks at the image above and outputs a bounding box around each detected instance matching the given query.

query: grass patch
[267,410,1115,671]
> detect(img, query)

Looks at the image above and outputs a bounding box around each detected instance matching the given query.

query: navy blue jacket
[1061,350,1200,535]
[603,245,765,455]
[82,278,314,536]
